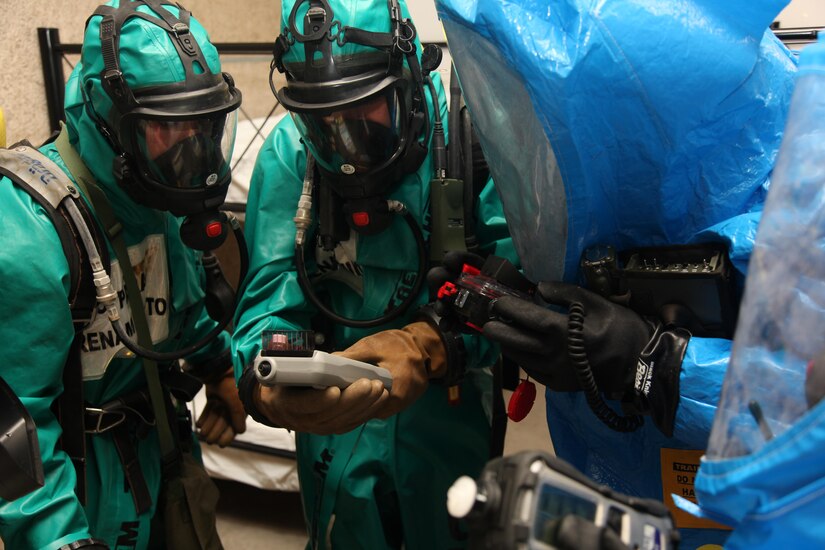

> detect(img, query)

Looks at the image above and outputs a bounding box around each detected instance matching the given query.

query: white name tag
[80,234,170,380]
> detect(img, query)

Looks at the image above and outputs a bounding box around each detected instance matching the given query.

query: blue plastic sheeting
[691,35,825,549]
[435,1,798,548]
[694,400,825,549]
[436,0,796,282]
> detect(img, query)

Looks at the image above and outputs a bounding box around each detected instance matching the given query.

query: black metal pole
[38,28,67,134]
[213,42,276,55]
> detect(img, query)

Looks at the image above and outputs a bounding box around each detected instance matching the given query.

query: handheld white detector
[253,350,393,390]
[252,330,392,390]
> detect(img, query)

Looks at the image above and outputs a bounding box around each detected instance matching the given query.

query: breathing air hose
[295,206,427,329]
[109,214,249,362]
[461,108,480,253]
[293,157,428,329]
[567,302,643,432]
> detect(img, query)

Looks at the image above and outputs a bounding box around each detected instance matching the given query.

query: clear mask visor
[135,109,238,189]
[290,87,402,175]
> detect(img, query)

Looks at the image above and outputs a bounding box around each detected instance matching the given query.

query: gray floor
[215,479,308,549]
[216,386,554,549]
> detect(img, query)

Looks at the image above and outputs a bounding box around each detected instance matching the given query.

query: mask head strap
[273,0,431,188]
[91,0,218,138]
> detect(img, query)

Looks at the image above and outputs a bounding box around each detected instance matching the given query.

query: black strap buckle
[102,68,127,96]
[171,22,190,35]
[102,68,132,106]
[393,21,416,55]
[307,6,326,20]
[289,0,334,43]
[103,68,123,82]
[84,407,127,434]
[389,0,403,25]
[84,393,157,435]
[171,22,197,56]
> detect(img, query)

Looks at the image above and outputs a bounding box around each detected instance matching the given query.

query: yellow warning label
[660,448,732,531]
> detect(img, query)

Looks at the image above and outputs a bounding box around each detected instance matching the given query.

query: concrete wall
[408,0,446,43]
[776,0,825,28]
[0,0,280,146]
[2,0,823,146]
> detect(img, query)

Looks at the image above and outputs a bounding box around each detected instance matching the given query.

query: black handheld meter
[447,451,679,550]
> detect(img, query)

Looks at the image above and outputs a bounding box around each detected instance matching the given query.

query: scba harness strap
[0,142,108,330]
[0,142,111,506]
[0,141,161,513]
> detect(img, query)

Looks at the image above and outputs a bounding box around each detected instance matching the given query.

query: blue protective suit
[688,35,825,549]
[434,1,798,547]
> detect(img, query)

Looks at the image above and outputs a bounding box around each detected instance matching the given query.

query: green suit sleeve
[0,179,92,548]
[231,121,319,379]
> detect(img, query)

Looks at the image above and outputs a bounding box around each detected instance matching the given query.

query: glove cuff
[415,304,467,385]
[187,348,233,384]
[238,366,281,428]
[622,326,690,437]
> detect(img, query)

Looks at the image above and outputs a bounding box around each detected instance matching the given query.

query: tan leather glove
[336,321,448,419]
[196,368,247,447]
[252,379,389,435]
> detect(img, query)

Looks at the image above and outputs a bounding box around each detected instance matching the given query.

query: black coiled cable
[567,302,643,432]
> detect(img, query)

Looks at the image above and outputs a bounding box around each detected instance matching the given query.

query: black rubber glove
[485,282,651,392]
[484,281,689,436]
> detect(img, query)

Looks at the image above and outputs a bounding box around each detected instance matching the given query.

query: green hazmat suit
[231,2,517,548]
[0,3,230,548]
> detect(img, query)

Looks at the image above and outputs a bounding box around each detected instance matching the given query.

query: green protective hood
[280,0,423,70]
[63,0,222,224]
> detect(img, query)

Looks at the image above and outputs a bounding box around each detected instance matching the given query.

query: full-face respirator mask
[91,0,242,251]
[79,0,247,361]
[271,0,437,327]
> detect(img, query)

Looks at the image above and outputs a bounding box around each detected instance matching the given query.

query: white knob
[447,475,479,519]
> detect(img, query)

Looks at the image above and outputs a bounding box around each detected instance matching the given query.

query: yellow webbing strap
[0,108,6,148]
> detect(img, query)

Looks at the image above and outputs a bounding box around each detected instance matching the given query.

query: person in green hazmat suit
[232,0,517,548]
[0,1,246,548]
